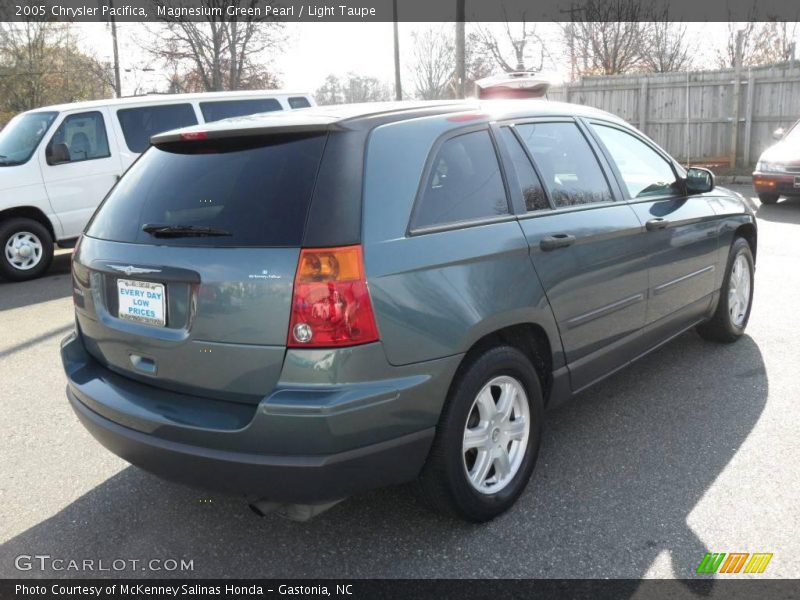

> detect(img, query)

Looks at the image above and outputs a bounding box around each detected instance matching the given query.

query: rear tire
[0,218,54,282]
[697,237,754,343]
[419,345,544,522]
[758,193,779,205]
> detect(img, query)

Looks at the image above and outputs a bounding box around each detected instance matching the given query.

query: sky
[72,22,798,98]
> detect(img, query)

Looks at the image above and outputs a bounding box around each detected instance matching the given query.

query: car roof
[25,90,314,114]
[151,99,626,143]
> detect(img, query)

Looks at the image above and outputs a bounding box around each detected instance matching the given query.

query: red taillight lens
[72,234,82,257]
[287,245,379,348]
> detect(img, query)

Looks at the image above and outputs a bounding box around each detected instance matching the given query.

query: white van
[0,90,315,281]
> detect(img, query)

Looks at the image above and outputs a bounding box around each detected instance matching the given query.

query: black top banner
[1,0,799,22]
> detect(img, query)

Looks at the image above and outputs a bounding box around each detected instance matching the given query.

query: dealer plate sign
[117,279,166,327]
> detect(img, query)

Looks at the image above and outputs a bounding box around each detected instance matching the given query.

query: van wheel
[0,218,54,282]
[419,345,544,522]
[697,237,754,343]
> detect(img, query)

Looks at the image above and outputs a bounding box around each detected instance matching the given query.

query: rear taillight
[287,245,379,348]
[180,131,208,141]
[71,234,82,258]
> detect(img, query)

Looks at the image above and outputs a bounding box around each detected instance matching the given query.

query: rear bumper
[752,172,800,196]
[62,331,459,503]
[68,387,433,503]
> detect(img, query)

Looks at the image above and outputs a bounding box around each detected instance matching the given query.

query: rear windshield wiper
[142,223,232,238]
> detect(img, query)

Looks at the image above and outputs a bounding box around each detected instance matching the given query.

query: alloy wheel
[462,375,530,495]
[728,253,751,327]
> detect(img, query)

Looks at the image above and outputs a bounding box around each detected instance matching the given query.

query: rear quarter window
[86,134,328,247]
[288,97,312,109]
[117,104,198,153]
[412,129,509,230]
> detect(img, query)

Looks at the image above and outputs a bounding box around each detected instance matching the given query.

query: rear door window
[86,134,327,247]
[200,99,282,122]
[412,129,509,229]
[117,104,198,153]
[500,127,550,212]
[515,122,613,208]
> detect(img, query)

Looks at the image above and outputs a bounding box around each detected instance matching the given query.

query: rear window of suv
[86,134,327,247]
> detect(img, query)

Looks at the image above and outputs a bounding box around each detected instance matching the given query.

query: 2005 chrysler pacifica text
[62,100,757,522]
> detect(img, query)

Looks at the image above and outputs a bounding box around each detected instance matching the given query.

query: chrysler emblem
[109,265,162,276]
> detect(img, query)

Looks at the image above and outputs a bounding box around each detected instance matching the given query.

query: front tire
[758,193,779,205]
[697,237,754,343]
[0,218,54,282]
[419,345,544,522]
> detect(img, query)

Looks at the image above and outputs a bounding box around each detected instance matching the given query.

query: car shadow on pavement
[0,332,767,592]
[0,252,72,311]
[756,197,800,224]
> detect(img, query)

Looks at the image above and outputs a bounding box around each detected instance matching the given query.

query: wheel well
[735,223,757,263]
[461,323,553,403]
[0,206,56,241]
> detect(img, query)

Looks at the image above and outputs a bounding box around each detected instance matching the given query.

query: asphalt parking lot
[1,184,798,584]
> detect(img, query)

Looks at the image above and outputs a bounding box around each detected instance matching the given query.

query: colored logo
[696,552,773,574]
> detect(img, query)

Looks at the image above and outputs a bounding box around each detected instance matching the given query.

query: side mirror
[685,167,715,194]
[773,128,786,140]
[46,143,71,165]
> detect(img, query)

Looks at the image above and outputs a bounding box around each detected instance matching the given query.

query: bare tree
[315,73,391,105]
[561,0,650,76]
[642,19,693,73]
[714,21,798,69]
[0,22,111,123]
[146,0,285,92]
[474,19,547,73]
[411,27,455,100]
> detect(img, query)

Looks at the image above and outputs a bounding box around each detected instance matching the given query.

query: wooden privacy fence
[547,63,800,169]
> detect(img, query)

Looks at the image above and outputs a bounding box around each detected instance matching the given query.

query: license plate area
[117,279,166,327]
[794,176,800,188]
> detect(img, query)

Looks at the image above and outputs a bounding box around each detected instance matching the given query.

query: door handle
[645,218,670,231]
[540,233,576,251]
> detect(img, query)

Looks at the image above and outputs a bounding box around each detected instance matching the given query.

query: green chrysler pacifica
[62,100,757,522]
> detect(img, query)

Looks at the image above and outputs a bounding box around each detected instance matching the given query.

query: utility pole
[729,29,744,171]
[100,0,122,97]
[455,0,465,98]
[393,0,402,100]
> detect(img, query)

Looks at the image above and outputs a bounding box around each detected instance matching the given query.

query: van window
[0,111,57,166]
[86,134,327,248]
[200,99,282,122]
[288,97,311,109]
[412,130,509,229]
[515,122,613,208]
[500,127,550,212]
[46,111,110,165]
[117,104,197,153]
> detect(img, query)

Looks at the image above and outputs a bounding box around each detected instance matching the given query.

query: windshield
[0,111,58,166]
[784,122,800,144]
